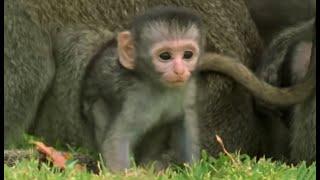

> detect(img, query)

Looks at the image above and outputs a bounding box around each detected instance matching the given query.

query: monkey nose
[173,62,186,75]
[174,68,185,76]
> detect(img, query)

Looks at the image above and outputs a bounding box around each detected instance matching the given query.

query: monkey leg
[4,4,55,148]
[89,98,113,147]
[258,113,290,161]
[169,118,200,164]
[289,38,316,164]
[290,94,316,165]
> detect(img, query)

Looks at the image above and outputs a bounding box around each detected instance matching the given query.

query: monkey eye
[183,51,193,59]
[159,52,172,61]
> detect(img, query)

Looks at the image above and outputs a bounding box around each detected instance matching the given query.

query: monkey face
[151,39,200,87]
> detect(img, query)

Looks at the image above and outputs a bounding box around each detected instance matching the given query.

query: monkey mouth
[161,75,189,87]
[166,79,187,87]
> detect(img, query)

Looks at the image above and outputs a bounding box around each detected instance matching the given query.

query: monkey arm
[198,52,315,106]
[101,134,130,172]
[87,98,129,172]
[168,113,199,165]
[181,115,200,163]
[99,92,163,172]
[182,79,200,163]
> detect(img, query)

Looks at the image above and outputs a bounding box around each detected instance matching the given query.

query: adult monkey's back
[245,0,316,43]
[4,0,265,158]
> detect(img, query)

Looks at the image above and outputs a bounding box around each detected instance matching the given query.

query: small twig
[215,134,240,165]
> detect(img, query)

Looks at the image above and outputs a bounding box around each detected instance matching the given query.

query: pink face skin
[150,39,200,87]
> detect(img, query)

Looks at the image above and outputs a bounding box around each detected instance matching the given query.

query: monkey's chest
[134,93,184,132]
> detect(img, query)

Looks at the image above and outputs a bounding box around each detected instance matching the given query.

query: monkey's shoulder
[81,43,137,111]
[86,42,135,88]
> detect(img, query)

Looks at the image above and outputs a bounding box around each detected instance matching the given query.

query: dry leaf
[33,141,69,169]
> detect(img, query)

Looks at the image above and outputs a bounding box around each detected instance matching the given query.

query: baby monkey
[82,7,205,171]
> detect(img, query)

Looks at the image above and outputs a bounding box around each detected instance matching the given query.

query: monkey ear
[117,31,135,69]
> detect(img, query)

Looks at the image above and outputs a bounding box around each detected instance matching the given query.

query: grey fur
[5,0,278,166]
[255,19,316,164]
[245,0,316,43]
[289,37,316,164]
[32,26,115,149]
[4,0,55,147]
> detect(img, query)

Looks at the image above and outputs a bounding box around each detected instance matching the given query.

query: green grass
[5,151,316,180]
[5,135,316,179]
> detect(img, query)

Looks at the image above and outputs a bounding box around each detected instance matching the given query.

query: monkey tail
[198,51,315,106]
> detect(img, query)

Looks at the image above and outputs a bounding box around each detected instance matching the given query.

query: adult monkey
[257,18,316,164]
[244,0,316,163]
[245,0,316,163]
[245,0,315,99]
[199,24,316,164]
[245,0,315,107]
[197,18,316,162]
[245,0,315,106]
